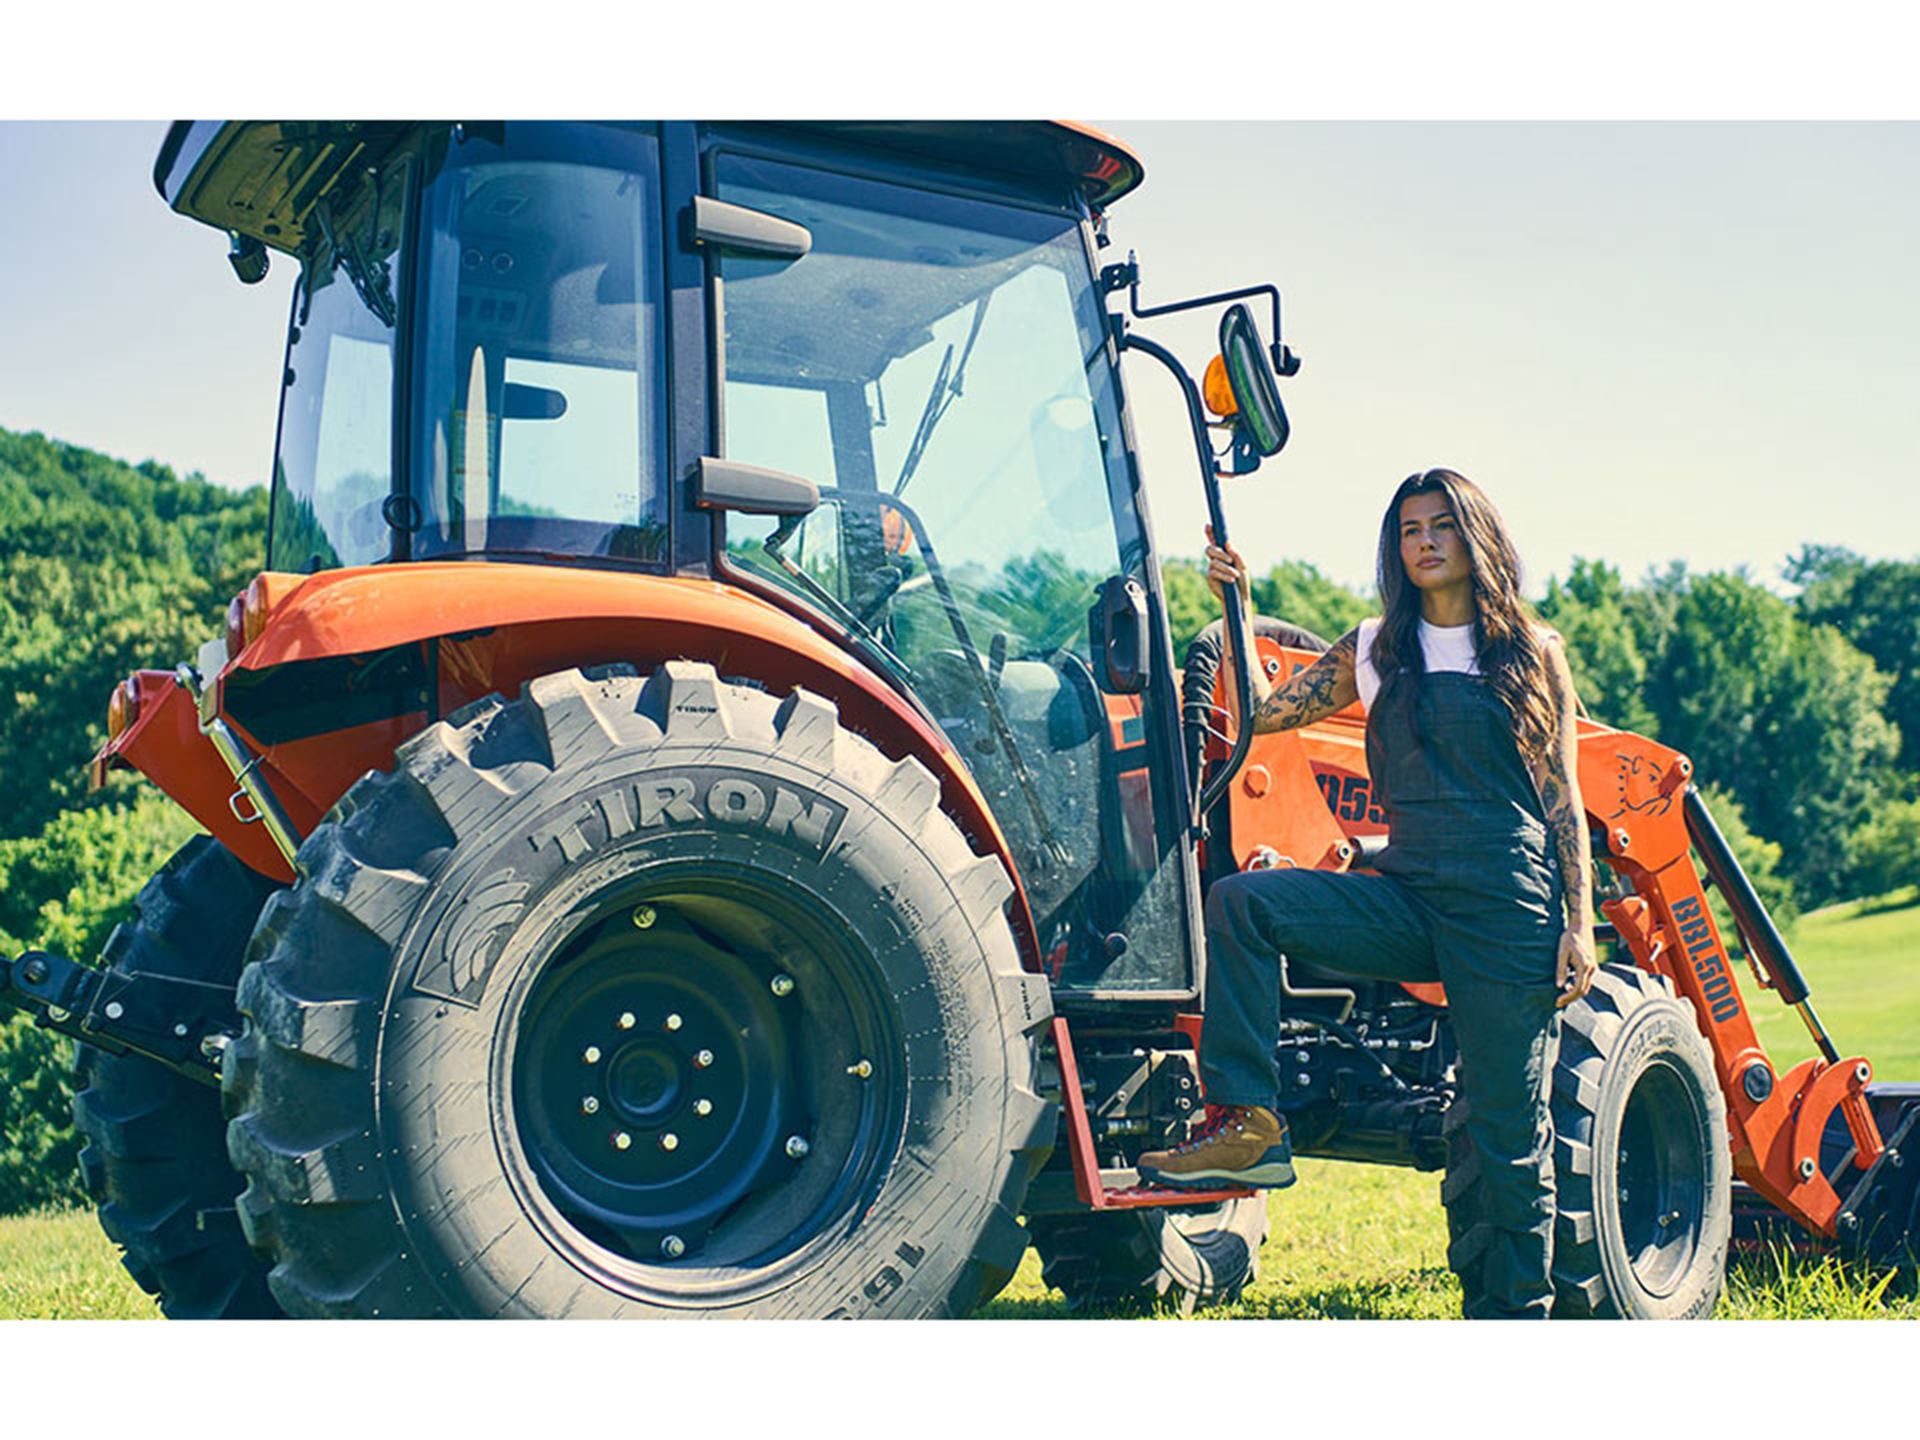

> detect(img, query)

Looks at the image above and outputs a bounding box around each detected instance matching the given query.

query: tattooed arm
[1244,629,1360,735]
[1528,636,1599,1007]
[1206,527,1359,735]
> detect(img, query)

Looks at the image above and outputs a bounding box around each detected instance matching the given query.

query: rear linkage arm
[1,949,230,1087]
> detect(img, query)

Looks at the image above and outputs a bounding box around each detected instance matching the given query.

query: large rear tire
[223,663,1053,1318]
[71,836,282,1319]
[1441,964,1730,1319]
[1028,1196,1267,1313]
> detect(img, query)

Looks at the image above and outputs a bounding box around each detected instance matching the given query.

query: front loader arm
[1576,727,1886,1238]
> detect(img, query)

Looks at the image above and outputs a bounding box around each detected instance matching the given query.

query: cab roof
[154,120,1146,257]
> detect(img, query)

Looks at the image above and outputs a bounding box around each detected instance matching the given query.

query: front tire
[1028,1196,1267,1312]
[223,663,1053,1318]
[1441,965,1730,1319]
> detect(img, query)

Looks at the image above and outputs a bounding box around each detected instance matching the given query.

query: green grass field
[4,895,1915,1322]
[1745,887,1920,1083]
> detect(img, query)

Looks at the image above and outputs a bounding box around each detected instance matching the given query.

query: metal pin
[581,1096,600,1115]
[694,1049,714,1068]
[612,1131,633,1151]
[786,1135,810,1159]
[1798,1156,1817,1180]
[617,1012,636,1031]
[665,1013,683,1032]
[846,1059,873,1078]
[632,906,657,929]
[770,974,795,997]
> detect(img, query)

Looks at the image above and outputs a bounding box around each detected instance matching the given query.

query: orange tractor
[3,120,1913,1318]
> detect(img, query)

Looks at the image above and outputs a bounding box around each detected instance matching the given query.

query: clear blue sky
[3,119,1915,596]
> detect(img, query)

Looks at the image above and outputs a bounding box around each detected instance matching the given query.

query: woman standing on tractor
[1138,468,1599,1319]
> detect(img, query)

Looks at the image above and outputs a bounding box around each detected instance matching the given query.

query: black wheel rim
[1615,1057,1708,1298]
[505,863,905,1298]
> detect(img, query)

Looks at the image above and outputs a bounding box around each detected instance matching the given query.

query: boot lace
[1170,1103,1246,1155]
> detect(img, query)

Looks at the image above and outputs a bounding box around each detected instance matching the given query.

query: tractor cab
[156,120,1285,1004]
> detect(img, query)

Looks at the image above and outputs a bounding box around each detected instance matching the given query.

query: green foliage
[0,428,266,845]
[0,425,258,1215]
[1636,567,1898,907]
[1790,544,1920,772]
[1850,798,1920,902]
[1537,559,1657,734]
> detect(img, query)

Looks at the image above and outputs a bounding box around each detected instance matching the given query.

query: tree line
[1,422,1913,1213]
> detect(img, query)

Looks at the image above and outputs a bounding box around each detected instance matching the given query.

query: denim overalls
[1200,670,1564,1318]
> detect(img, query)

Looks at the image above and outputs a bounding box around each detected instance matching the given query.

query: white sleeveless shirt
[1354,617,1558,716]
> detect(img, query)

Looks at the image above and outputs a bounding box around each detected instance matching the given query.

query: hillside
[0,426,263,1212]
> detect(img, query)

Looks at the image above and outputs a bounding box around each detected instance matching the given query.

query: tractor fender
[94,563,1039,967]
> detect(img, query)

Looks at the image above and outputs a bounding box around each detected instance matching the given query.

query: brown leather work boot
[1137,1104,1296,1190]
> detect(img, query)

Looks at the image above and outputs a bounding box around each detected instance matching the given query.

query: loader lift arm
[1580,728,1917,1267]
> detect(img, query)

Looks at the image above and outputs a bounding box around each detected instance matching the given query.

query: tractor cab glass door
[711,149,1195,995]
[411,124,669,565]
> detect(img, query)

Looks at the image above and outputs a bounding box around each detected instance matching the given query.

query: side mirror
[1089,574,1152,695]
[693,457,820,517]
[1215,302,1290,463]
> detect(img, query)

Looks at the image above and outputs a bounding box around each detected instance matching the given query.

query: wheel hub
[507,877,901,1280]
[513,912,801,1257]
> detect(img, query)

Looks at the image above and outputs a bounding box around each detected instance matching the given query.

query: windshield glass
[269,152,412,572]
[412,125,668,563]
[716,152,1188,992]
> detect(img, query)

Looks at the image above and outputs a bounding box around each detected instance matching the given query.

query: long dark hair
[1370,469,1556,770]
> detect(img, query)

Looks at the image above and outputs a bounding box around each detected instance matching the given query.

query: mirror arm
[1118,329,1257,832]
[1113,252,1301,377]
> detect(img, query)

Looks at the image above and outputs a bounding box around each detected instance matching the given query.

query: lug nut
[612,1131,633,1151]
[770,974,795,997]
[1798,1156,1817,1181]
[694,1098,713,1116]
[581,1096,601,1115]
[846,1059,873,1079]
[659,1133,679,1152]
[661,1234,685,1259]
[694,1049,714,1069]
[583,1046,602,1065]
[785,1135,810,1159]
[632,905,657,929]
[665,1013,683,1032]
[617,1012,636,1031]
